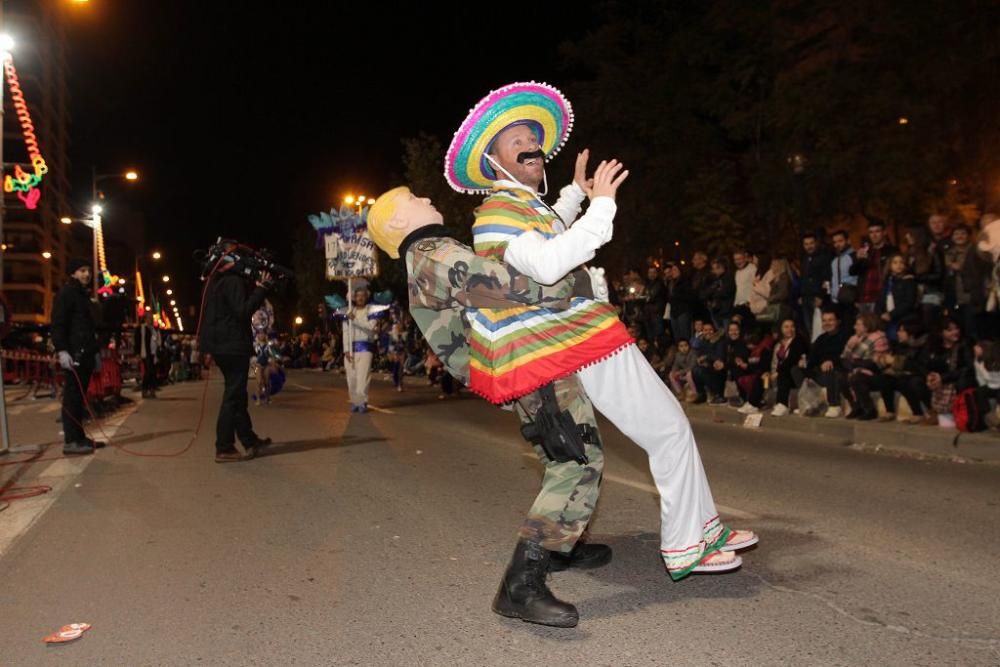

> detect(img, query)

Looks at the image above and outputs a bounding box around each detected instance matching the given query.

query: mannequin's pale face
[489,124,544,188]
[385,190,445,237]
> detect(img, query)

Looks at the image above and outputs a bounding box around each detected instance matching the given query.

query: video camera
[196,238,294,289]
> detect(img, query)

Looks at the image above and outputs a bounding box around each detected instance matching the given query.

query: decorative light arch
[2,55,48,210]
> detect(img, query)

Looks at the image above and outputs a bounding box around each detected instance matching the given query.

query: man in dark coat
[799,232,833,338]
[198,249,272,462]
[51,257,103,455]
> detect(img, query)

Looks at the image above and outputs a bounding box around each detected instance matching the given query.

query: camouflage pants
[514,375,604,554]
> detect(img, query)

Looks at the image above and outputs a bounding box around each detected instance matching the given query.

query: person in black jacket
[642,265,667,346]
[691,321,727,404]
[768,319,809,416]
[925,318,976,412]
[849,219,897,313]
[876,254,919,341]
[849,319,931,423]
[792,309,850,417]
[199,249,273,462]
[51,257,105,455]
[664,262,695,343]
[706,257,737,331]
[799,233,833,339]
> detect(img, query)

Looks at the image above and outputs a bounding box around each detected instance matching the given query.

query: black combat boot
[492,539,579,628]
[549,542,613,572]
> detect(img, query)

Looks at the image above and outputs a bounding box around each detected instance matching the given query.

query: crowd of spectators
[613,212,1000,432]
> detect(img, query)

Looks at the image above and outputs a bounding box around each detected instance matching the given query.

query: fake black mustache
[516,149,545,163]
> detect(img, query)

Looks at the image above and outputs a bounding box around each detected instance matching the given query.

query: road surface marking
[289,382,313,391]
[0,403,136,559]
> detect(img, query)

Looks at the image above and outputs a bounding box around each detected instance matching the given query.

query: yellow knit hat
[367,186,411,259]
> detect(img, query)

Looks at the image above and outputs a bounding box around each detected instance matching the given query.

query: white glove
[57,351,74,370]
[586,266,610,303]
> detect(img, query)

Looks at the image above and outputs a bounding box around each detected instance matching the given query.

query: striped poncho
[468,185,633,403]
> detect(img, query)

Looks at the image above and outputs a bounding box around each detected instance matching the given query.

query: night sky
[63,2,598,305]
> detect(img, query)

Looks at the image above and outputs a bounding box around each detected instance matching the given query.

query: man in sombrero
[445,82,758,583]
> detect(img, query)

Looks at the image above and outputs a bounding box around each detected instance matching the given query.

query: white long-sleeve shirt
[479,180,616,285]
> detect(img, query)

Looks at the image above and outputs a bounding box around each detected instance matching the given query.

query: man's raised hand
[574,149,594,197]
[591,159,629,200]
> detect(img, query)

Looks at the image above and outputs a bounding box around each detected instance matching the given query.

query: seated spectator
[692,321,727,404]
[876,254,918,341]
[689,318,707,355]
[849,319,931,423]
[669,338,697,400]
[735,328,774,415]
[974,341,1000,429]
[722,320,749,403]
[794,308,850,418]
[926,318,975,426]
[767,319,809,416]
[843,312,892,420]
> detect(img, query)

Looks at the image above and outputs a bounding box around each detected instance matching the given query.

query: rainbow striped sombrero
[445,82,574,194]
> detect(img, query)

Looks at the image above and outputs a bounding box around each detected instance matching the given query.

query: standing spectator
[689,251,712,321]
[768,319,809,416]
[904,225,945,328]
[944,224,992,341]
[925,318,975,426]
[749,254,791,325]
[799,232,833,340]
[732,249,756,311]
[52,257,105,455]
[849,219,897,313]
[664,262,695,344]
[877,254,919,341]
[643,265,667,345]
[795,309,850,418]
[829,230,858,318]
[842,312,892,420]
[668,338,697,400]
[928,214,954,255]
[705,257,736,331]
[138,310,160,398]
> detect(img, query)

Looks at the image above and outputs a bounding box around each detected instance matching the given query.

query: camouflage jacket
[403,227,580,384]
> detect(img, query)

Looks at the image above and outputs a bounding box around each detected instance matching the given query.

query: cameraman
[52,257,105,456]
[199,243,273,462]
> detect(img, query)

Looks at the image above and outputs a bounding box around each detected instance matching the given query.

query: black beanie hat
[67,257,91,275]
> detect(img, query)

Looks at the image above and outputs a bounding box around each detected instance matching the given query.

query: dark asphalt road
[0,369,997,666]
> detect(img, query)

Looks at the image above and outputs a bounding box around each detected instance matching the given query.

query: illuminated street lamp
[294,316,304,326]
[60,216,72,225]
[170,300,176,306]
[41,251,51,259]
[125,170,139,181]
[152,251,161,260]
[162,275,170,283]
[166,289,173,296]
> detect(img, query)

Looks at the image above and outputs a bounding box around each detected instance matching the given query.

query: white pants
[576,344,726,578]
[346,351,372,406]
